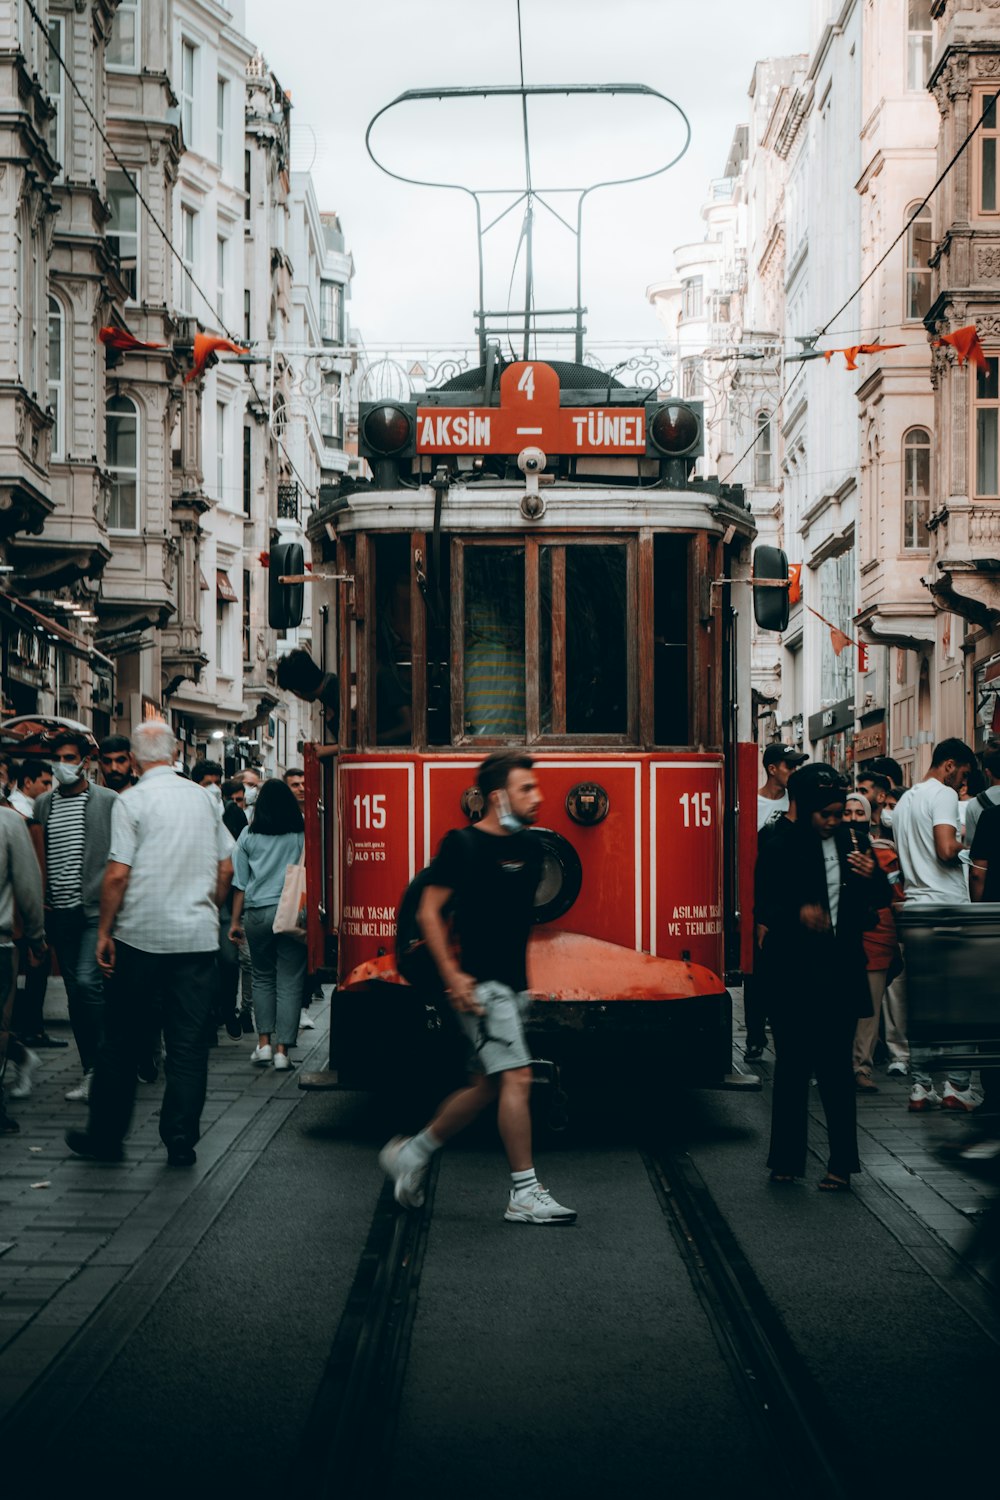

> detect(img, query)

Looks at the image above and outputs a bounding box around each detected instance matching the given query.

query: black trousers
[87,942,215,1153]
[743,971,768,1047]
[768,1008,861,1179]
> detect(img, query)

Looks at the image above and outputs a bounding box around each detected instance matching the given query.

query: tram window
[540,544,627,735]
[464,547,525,737]
[653,534,690,745]
[426,537,451,745]
[373,535,413,745]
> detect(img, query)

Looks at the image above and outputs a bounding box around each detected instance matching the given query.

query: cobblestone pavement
[0,984,331,1420]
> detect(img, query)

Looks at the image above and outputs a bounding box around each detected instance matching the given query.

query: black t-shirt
[425,826,543,992]
[971,803,1000,902]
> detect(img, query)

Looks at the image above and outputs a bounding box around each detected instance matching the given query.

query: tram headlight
[647,401,703,458]
[361,404,413,457]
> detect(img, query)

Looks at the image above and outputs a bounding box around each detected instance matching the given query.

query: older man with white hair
[65,721,234,1167]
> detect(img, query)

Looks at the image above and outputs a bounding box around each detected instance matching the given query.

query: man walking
[7,757,64,1056]
[65,721,234,1167]
[0,807,46,1133]
[857,771,891,835]
[98,735,136,794]
[33,730,115,1101]
[962,748,1000,850]
[8,758,52,819]
[892,736,980,1113]
[757,743,808,831]
[380,750,576,1225]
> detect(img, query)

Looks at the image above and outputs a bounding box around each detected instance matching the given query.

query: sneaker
[379,1135,429,1210]
[959,1137,1000,1161]
[64,1128,123,1163]
[8,1048,40,1099]
[941,1081,983,1113]
[22,1032,69,1049]
[65,1070,94,1102]
[887,1060,908,1078]
[504,1184,577,1225]
[298,1012,315,1031]
[908,1082,941,1112]
[273,1051,292,1071]
[855,1071,879,1093]
[136,1058,159,1084]
[251,1044,273,1066]
[224,1013,242,1040]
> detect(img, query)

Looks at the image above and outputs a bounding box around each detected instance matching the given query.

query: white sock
[399,1128,441,1170]
[511,1167,538,1198]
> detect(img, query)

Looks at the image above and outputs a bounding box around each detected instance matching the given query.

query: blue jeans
[46,907,104,1072]
[910,1045,971,1092]
[243,905,306,1047]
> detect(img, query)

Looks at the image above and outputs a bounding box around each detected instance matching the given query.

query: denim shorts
[456,981,534,1076]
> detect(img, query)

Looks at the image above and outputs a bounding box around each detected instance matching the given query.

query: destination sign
[415,361,646,456]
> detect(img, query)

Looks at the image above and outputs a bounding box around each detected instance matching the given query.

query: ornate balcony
[927,500,1000,626]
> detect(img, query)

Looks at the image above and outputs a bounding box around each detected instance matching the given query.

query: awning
[0,594,114,669]
[198,568,210,591]
[216,569,238,603]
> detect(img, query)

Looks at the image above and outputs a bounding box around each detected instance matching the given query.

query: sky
[243,0,811,357]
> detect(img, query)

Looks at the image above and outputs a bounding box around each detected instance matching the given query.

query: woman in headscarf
[754,764,890,1190]
[843,791,904,1093]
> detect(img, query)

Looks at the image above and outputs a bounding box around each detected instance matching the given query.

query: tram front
[299,356,763,1093]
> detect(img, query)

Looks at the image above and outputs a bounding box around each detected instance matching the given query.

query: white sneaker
[65,1070,93,1102]
[959,1137,1000,1161]
[379,1136,429,1210]
[298,1012,315,1030]
[250,1044,273,1066]
[941,1081,983,1113]
[504,1184,577,1225]
[908,1082,941,1112]
[886,1060,908,1078]
[273,1051,292,1071]
[8,1048,40,1099]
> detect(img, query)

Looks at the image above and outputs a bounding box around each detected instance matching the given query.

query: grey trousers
[243,904,306,1047]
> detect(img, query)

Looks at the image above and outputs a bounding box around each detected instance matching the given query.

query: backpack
[395,827,476,991]
[977,790,995,811]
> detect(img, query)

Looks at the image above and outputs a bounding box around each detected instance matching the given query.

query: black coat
[754,816,890,1022]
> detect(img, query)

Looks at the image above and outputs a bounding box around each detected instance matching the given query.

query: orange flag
[934,324,989,375]
[98,326,165,352]
[788,562,802,606]
[830,627,852,657]
[823,343,904,369]
[184,333,249,383]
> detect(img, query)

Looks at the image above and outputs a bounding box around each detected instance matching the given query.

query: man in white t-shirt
[892,736,979,1114]
[757,743,809,832]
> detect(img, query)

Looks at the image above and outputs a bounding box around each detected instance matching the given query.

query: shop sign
[853,722,886,758]
[808,696,855,741]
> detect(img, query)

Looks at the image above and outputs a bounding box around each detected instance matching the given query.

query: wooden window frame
[974,86,1000,220]
[972,354,1000,499]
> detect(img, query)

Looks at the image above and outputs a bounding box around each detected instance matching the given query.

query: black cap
[762,742,808,769]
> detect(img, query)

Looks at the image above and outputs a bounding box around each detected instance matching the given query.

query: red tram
[292,353,785,1093]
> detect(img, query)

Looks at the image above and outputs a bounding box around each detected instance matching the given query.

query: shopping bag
[272,849,307,940]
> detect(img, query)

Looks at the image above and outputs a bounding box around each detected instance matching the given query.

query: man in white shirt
[65,721,234,1167]
[892,736,979,1113]
[757,743,809,832]
[962,748,1000,849]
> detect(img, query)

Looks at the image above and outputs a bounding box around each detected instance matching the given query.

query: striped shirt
[46,788,89,908]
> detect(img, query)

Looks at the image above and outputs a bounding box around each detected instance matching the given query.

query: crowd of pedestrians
[0,723,317,1163]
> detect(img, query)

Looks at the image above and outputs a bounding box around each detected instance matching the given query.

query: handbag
[272,844,307,940]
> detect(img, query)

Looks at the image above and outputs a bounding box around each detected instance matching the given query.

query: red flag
[934,325,989,375]
[184,333,249,384]
[98,326,165,352]
[788,562,802,606]
[841,343,905,370]
[831,627,852,657]
[858,641,869,674]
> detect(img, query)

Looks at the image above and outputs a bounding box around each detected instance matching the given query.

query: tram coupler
[530,1057,570,1132]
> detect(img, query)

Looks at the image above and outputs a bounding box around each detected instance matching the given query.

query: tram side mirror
[752,546,790,633]
[269,540,305,630]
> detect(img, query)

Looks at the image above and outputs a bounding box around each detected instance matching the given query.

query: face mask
[496,789,525,833]
[51,761,84,788]
[204,783,222,808]
[880,809,894,828]
[243,785,258,808]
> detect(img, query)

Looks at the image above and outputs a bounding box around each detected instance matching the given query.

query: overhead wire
[26,0,318,500]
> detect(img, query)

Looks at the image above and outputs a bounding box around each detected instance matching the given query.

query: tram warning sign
[415,361,646,455]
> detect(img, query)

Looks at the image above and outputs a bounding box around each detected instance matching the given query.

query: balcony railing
[277,481,299,522]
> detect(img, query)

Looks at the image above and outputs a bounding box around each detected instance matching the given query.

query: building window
[977,89,1000,216]
[216,401,226,502]
[243,289,251,342]
[906,1,932,93]
[681,276,703,320]
[754,409,772,487]
[180,39,196,148]
[216,77,226,171]
[320,374,341,446]
[48,296,64,460]
[243,422,252,515]
[820,550,854,706]
[905,207,932,320]
[216,235,227,325]
[902,426,931,549]
[107,395,139,531]
[46,17,64,172]
[320,281,342,343]
[216,599,228,676]
[108,170,139,302]
[242,568,251,662]
[108,0,140,70]
[244,149,252,222]
[681,357,703,399]
[975,356,1000,496]
[180,205,196,314]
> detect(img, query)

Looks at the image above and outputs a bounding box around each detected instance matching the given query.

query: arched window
[48,296,64,460]
[903,426,931,550]
[905,206,932,320]
[754,409,773,486]
[107,396,139,531]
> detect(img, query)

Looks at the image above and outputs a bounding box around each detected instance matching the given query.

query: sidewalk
[0,985,331,1421]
